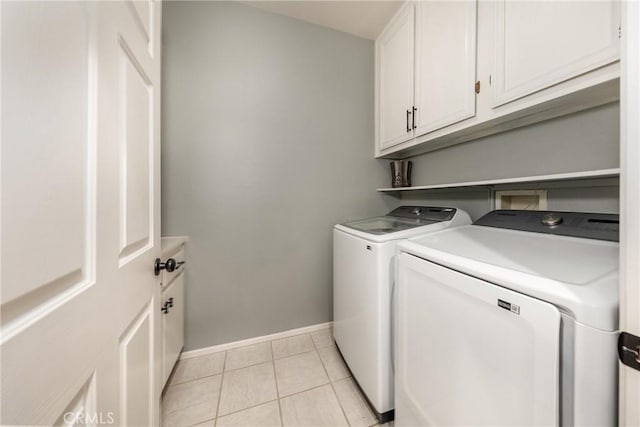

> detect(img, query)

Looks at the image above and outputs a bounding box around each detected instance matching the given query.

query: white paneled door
[620,0,640,425]
[1,1,162,425]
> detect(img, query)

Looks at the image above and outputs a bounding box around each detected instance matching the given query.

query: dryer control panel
[474,210,619,242]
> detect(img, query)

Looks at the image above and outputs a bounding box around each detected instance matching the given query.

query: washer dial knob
[541,213,563,226]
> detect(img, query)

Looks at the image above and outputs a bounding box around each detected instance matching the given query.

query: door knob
[154,258,185,276]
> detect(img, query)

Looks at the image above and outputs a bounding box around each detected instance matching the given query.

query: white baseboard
[180,321,333,360]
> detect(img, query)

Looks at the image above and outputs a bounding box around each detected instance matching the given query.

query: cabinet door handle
[412,106,417,129]
[161,301,169,314]
[406,109,411,132]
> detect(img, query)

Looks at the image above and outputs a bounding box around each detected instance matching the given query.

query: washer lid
[335,206,470,243]
[341,216,437,235]
[399,225,619,331]
[340,206,458,235]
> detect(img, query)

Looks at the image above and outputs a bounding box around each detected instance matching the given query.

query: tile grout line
[274,347,317,363]
[271,333,315,361]
[162,374,224,419]
[213,354,283,421]
[270,340,284,427]
[222,341,272,370]
[271,345,336,399]
[164,361,296,426]
[313,333,352,427]
[187,414,215,427]
[316,330,378,426]
[166,351,229,388]
[178,333,352,426]
[224,358,273,374]
[210,361,280,420]
[212,382,348,424]
[161,353,230,424]
[211,399,281,422]
[168,370,221,387]
[278,382,345,401]
[213,350,228,426]
[310,328,335,351]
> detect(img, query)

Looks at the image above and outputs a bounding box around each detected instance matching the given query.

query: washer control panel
[389,206,457,222]
[474,210,619,242]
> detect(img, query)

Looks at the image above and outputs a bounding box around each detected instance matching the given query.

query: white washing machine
[395,209,619,426]
[333,206,471,422]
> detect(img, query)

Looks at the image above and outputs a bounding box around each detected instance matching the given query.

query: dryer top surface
[399,223,619,330]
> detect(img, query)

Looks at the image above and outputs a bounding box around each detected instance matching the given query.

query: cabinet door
[492,0,620,107]
[377,2,415,150]
[162,274,185,386]
[414,0,477,135]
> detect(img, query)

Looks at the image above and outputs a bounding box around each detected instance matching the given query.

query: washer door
[395,253,561,426]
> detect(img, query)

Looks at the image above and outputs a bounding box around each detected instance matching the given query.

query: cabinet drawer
[162,248,185,289]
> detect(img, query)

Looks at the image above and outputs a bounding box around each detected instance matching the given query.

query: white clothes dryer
[333,206,471,422]
[395,210,619,426]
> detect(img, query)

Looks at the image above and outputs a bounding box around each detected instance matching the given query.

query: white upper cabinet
[375,0,621,158]
[414,0,477,134]
[492,1,621,107]
[376,2,415,150]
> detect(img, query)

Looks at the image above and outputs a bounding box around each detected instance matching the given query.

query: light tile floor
[162,328,394,427]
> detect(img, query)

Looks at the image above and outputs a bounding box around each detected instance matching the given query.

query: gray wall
[162,2,620,351]
[399,103,620,220]
[407,103,619,186]
[162,1,395,350]
[399,182,619,223]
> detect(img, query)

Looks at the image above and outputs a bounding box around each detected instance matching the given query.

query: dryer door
[395,253,561,426]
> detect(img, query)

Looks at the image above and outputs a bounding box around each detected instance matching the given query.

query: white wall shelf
[377,168,620,192]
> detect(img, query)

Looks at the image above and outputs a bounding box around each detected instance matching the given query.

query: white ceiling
[241,1,403,40]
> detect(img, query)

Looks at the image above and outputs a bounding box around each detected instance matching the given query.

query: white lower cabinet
[160,238,187,388]
[376,0,621,158]
[162,273,185,386]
